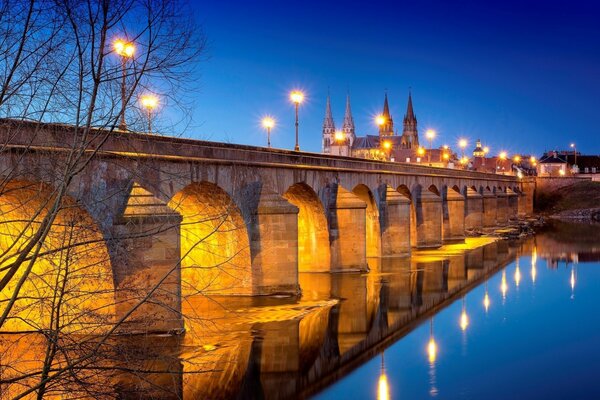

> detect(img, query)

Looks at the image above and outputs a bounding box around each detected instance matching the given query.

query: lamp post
[570,143,577,170]
[497,151,507,174]
[290,90,304,151]
[114,39,135,130]
[483,146,490,168]
[140,94,158,133]
[334,130,345,155]
[458,138,467,158]
[262,116,275,148]
[426,129,436,163]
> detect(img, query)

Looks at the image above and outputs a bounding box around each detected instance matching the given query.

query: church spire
[323,94,335,131]
[379,92,394,137]
[382,92,391,118]
[404,90,416,123]
[342,94,354,134]
[400,90,419,149]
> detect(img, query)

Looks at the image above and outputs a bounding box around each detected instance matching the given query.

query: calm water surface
[1,222,599,399]
[316,221,600,400]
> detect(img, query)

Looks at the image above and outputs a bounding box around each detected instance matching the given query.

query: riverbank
[536,179,600,222]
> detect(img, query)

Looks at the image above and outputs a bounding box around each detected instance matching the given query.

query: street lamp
[497,151,507,174]
[426,129,436,163]
[114,39,135,130]
[262,116,275,148]
[483,146,490,168]
[570,143,577,168]
[290,90,304,151]
[459,138,467,158]
[417,146,425,162]
[376,114,386,127]
[140,94,158,133]
[334,130,345,155]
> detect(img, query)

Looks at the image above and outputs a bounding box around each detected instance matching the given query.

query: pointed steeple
[323,95,335,131]
[401,90,419,149]
[379,92,394,137]
[342,94,354,133]
[382,92,391,118]
[404,90,416,123]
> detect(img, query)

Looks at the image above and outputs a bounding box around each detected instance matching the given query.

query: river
[1,221,598,399]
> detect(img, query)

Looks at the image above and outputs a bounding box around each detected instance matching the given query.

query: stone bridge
[0,121,534,333]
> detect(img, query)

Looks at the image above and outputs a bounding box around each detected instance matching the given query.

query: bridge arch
[169,181,252,296]
[283,183,330,272]
[352,184,381,258]
[0,180,115,333]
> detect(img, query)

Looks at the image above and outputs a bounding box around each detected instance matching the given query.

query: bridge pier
[378,185,411,256]
[248,190,300,295]
[464,187,483,230]
[507,188,519,220]
[496,189,509,225]
[442,187,465,243]
[112,185,183,333]
[481,188,497,227]
[413,186,442,249]
[326,185,368,272]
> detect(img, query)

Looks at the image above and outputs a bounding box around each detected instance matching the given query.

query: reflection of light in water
[514,257,521,287]
[483,292,490,313]
[427,318,438,365]
[531,246,537,283]
[501,269,508,300]
[427,319,439,397]
[460,297,469,332]
[570,266,576,299]
[377,353,390,400]
[428,337,438,364]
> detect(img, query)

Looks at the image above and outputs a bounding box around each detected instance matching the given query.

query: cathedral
[322,91,421,162]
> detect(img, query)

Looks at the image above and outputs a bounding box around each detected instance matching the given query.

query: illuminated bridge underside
[0,121,534,333]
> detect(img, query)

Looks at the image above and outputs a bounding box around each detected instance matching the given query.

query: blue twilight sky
[179,0,600,156]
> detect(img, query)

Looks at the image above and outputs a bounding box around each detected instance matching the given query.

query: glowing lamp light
[559,169,566,176]
[140,94,158,110]
[443,153,450,160]
[262,116,275,129]
[114,39,135,57]
[417,147,425,156]
[426,129,436,140]
[334,130,345,142]
[530,156,536,163]
[460,156,469,165]
[376,115,386,126]
[499,151,508,160]
[513,155,521,163]
[570,143,575,148]
[427,337,438,364]
[483,292,490,312]
[460,310,469,331]
[443,145,449,150]
[377,371,390,400]
[459,138,467,149]
[531,246,538,283]
[484,146,490,154]
[383,140,392,150]
[290,90,304,104]
[501,270,508,299]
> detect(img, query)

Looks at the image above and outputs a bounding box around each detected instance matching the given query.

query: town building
[538,151,600,177]
[323,91,451,164]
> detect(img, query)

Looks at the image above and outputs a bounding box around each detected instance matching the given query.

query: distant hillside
[536,180,600,215]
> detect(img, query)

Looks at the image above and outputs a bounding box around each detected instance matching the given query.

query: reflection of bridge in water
[85,239,524,398]
[5,227,596,399]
